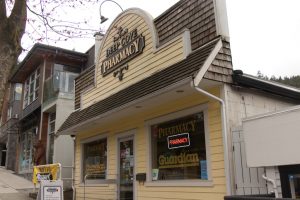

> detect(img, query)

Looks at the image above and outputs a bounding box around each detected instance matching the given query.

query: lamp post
[99,0,124,24]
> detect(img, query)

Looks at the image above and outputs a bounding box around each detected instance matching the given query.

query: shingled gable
[73,0,233,110]
[58,38,223,134]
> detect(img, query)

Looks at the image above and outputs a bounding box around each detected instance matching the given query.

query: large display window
[82,138,107,181]
[19,127,37,172]
[151,111,208,181]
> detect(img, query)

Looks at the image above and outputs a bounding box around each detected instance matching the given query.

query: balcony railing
[43,72,78,104]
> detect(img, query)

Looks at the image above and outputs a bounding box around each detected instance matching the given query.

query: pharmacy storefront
[59,0,233,199]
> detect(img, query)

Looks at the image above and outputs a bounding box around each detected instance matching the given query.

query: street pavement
[0,167,36,200]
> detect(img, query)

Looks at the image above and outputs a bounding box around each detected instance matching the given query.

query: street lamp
[99,0,124,24]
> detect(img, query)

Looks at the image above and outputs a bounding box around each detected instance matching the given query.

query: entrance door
[118,137,134,200]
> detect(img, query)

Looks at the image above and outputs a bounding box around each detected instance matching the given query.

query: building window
[151,112,208,181]
[7,105,12,120]
[19,127,37,172]
[14,83,22,101]
[53,64,79,93]
[23,68,40,108]
[47,112,56,164]
[82,138,107,181]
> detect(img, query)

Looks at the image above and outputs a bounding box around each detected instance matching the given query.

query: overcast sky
[21,0,300,77]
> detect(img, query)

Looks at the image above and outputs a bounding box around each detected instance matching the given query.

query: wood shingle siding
[154,0,217,50]
[205,39,233,83]
[74,66,95,110]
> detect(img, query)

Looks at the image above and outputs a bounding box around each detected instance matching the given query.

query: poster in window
[83,139,107,179]
[151,112,207,180]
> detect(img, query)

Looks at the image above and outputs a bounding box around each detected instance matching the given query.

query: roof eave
[232,71,300,101]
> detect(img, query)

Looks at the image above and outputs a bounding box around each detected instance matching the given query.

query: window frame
[23,68,40,108]
[13,83,22,101]
[7,105,12,120]
[145,105,212,187]
[47,112,56,164]
[80,134,109,185]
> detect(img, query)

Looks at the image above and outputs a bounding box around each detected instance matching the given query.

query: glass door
[118,137,134,200]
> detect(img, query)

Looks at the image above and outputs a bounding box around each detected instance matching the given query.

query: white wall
[54,98,75,189]
[265,166,282,197]
[243,105,300,167]
[224,85,295,128]
[223,84,296,195]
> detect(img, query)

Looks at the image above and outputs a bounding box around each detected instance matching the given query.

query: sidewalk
[0,167,35,200]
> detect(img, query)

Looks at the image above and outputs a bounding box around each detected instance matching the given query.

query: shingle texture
[74,66,95,110]
[204,39,233,83]
[154,0,217,50]
[74,0,220,109]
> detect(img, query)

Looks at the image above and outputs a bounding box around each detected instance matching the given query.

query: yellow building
[58,0,232,199]
[58,0,300,199]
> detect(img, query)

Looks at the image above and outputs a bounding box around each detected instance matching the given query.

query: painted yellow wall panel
[210,146,224,154]
[136,191,225,200]
[210,138,224,148]
[211,161,225,170]
[82,39,184,107]
[74,86,227,200]
[80,11,187,109]
[136,184,227,193]
[211,153,225,162]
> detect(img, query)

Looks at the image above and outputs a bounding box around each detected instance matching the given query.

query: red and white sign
[167,133,190,149]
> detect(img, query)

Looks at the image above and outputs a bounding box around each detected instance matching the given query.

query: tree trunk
[0,45,18,114]
[0,0,27,117]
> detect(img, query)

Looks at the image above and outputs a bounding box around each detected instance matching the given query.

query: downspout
[262,174,279,198]
[72,136,76,200]
[192,80,231,195]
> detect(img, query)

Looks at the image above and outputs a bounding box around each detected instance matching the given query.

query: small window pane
[14,84,22,100]
[83,138,107,180]
[35,77,39,88]
[35,90,39,100]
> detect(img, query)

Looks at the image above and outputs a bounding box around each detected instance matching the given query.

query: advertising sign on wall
[151,112,208,180]
[101,27,145,80]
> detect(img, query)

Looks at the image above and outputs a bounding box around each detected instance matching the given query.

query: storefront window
[83,138,107,180]
[151,112,208,181]
[19,127,37,172]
